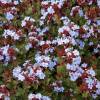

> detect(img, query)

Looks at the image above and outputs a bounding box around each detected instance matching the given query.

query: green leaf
[16,88,25,96]
[82,92,89,98]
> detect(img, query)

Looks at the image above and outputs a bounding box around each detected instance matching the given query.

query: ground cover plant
[0,0,100,100]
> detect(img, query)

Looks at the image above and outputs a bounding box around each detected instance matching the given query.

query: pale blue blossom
[5,12,14,21]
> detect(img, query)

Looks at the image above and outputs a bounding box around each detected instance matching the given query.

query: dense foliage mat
[0,0,100,100]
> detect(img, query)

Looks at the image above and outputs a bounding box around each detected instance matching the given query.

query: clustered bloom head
[0,0,22,5]
[0,45,16,64]
[51,80,64,93]
[13,60,46,82]
[21,16,35,28]
[3,29,23,41]
[28,93,51,100]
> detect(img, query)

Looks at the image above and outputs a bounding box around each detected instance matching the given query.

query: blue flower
[5,12,14,21]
